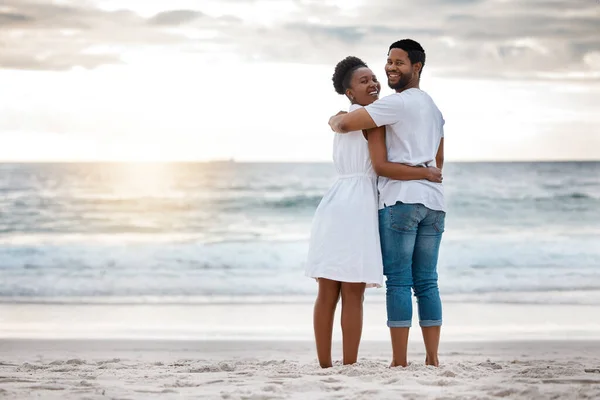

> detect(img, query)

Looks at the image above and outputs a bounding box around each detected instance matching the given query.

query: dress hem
[305,273,382,289]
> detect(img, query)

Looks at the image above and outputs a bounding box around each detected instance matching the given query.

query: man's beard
[388,73,412,91]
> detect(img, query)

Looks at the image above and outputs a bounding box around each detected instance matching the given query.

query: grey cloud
[226,0,600,79]
[284,24,368,44]
[0,53,122,71]
[282,24,445,47]
[447,14,477,22]
[444,15,599,40]
[0,0,190,71]
[218,15,243,24]
[0,1,97,29]
[1,0,599,80]
[149,10,204,26]
[572,40,600,54]
[0,12,34,25]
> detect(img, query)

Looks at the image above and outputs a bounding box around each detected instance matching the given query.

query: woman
[305,56,442,368]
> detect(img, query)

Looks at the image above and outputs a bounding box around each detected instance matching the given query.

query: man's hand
[425,167,443,183]
[328,111,347,132]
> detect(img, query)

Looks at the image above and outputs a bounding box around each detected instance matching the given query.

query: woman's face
[347,67,381,106]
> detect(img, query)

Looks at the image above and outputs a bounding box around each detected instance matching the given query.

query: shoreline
[2,301,600,342]
[2,289,600,305]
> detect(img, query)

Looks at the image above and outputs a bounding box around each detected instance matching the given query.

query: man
[328,39,446,367]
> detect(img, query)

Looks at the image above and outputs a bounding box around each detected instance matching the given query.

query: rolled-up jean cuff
[387,320,412,328]
[420,319,442,327]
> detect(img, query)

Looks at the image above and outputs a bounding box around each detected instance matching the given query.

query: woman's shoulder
[348,103,363,112]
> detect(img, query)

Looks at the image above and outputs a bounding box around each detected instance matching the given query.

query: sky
[0,0,599,162]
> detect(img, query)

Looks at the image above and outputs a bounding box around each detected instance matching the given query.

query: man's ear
[413,62,423,76]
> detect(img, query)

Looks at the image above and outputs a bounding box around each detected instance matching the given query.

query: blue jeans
[378,201,445,328]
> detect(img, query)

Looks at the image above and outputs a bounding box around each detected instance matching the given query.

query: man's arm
[329,108,378,133]
[329,95,403,134]
[367,127,442,182]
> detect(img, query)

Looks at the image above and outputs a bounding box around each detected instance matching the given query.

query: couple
[305,39,446,369]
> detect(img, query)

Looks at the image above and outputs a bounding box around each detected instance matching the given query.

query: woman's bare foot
[389,359,408,368]
[425,356,439,367]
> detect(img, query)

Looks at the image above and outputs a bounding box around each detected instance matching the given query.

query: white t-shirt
[364,88,446,212]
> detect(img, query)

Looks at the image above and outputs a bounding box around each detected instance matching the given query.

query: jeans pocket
[389,203,420,233]
[433,211,446,233]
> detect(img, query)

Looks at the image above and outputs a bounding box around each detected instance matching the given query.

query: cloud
[149,10,204,26]
[1,0,599,79]
[0,12,35,24]
[171,0,600,79]
[0,0,189,70]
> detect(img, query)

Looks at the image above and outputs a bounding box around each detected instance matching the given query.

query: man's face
[385,48,414,91]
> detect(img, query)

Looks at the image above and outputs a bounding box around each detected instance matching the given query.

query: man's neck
[395,81,420,93]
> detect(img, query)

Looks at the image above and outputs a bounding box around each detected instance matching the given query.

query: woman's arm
[436,138,444,171]
[366,127,442,182]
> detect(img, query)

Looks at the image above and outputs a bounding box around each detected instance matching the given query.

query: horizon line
[1,159,599,164]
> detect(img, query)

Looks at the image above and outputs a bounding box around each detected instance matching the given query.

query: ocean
[1,162,599,306]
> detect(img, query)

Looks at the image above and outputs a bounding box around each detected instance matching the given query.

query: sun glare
[112,163,175,197]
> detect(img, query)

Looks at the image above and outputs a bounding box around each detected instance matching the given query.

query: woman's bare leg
[313,278,341,368]
[340,282,366,365]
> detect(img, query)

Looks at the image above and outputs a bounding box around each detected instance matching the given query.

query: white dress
[305,104,383,288]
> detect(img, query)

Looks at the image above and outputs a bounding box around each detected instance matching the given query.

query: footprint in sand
[189,365,219,373]
[265,380,286,385]
[542,378,600,384]
[165,379,201,388]
[358,389,381,395]
[52,367,78,373]
[416,378,460,387]
[135,389,178,394]
[0,378,36,384]
[206,379,226,385]
[267,374,302,379]
[259,360,288,367]
[218,362,235,372]
[478,361,503,370]
[26,385,65,391]
[96,358,121,365]
[488,388,519,397]
[262,384,281,392]
[440,370,457,377]
[18,363,47,372]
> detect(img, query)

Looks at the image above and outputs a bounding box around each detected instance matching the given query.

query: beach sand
[1,301,600,399]
[1,339,600,399]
